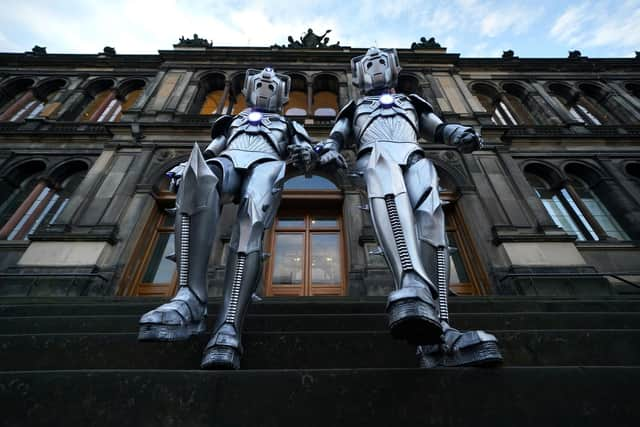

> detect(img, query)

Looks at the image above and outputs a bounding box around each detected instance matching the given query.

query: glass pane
[283,175,338,190]
[560,189,598,240]
[277,217,305,228]
[272,233,304,284]
[447,233,469,283]
[142,233,176,283]
[311,233,341,284]
[540,194,586,241]
[578,191,629,240]
[311,217,338,228]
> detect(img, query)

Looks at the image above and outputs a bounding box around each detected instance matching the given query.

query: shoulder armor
[211,115,234,139]
[408,94,435,115]
[335,100,356,122]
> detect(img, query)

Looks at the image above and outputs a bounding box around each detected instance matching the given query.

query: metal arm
[204,135,227,159]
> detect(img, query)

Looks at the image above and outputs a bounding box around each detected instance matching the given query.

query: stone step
[1,329,638,370]
[2,296,640,317]
[1,367,638,427]
[3,311,640,334]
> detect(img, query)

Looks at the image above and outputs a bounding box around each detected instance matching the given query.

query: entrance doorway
[264,175,346,296]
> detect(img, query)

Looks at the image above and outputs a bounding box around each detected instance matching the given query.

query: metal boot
[365,149,442,345]
[138,144,219,341]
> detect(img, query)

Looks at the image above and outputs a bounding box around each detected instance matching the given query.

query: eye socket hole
[379,59,386,65]
[366,62,373,69]
[268,84,275,90]
[257,82,262,88]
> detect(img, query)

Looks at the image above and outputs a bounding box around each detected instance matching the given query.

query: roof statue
[274,28,341,48]
[411,37,441,49]
[101,46,116,57]
[174,34,213,49]
[29,45,47,56]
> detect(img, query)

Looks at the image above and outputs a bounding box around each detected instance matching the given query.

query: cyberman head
[242,67,291,113]
[351,48,401,95]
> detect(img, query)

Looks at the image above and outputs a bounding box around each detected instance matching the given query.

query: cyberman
[319,48,502,366]
[138,68,316,369]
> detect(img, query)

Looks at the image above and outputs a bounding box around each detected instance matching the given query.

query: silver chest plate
[222,111,288,169]
[354,94,420,151]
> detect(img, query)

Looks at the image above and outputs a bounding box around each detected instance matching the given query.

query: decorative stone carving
[411,37,441,49]
[29,46,47,56]
[174,34,213,48]
[101,47,116,57]
[274,28,340,48]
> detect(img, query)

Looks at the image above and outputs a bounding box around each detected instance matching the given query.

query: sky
[0,0,638,58]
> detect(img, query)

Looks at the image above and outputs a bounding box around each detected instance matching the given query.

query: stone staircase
[1,296,639,426]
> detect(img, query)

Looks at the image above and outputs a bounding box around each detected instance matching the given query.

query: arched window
[312,74,339,117]
[285,74,308,117]
[502,83,535,124]
[78,80,115,122]
[470,83,519,125]
[0,79,65,122]
[107,79,146,122]
[524,167,588,240]
[196,73,227,115]
[0,161,88,240]
[0,79,35,121]
[524,163,630,241]
[549,83,605,125]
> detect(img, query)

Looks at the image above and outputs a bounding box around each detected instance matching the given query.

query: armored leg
[405,156,502,367]
[201,160,286,369]
[139,145,220,341]
[361,150,441,345]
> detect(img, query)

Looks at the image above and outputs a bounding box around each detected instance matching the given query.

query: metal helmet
[242,67,290,112]
[351,48,401,95]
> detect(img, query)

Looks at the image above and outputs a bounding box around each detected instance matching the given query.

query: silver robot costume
[138,68,316,370]
[321,48,502,365]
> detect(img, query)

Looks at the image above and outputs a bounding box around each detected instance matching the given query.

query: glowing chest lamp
[248,111,263,124]
[380,94,394,108]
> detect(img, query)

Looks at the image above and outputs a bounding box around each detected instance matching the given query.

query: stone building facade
[1,41,639,298]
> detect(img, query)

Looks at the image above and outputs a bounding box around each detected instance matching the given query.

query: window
[119,207,177,297]
[525,167,629,241]
[0,79,65,122]
[0,162,87,240]
[118,173,178,297]
[548,83,607,125]
[285,74,308,117]
[312,74,339,117]
[471,83,520,125]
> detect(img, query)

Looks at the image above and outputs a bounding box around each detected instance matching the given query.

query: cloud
[549,0,640,51]
[0,0,636,58]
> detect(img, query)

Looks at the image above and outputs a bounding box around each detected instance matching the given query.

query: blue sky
[0,0,638,58]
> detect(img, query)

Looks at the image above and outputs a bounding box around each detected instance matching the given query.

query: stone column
[338,82,349,108]
[522,89,563,125]
[216,81,231,115]
[307,82,313,116]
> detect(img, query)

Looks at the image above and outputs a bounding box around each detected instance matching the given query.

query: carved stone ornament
[101,46,116,56]
[273,28,341,48]
[411,37,441,49]
[568,50,583,59]
[174,34,213,48]
[29,45,47,56]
